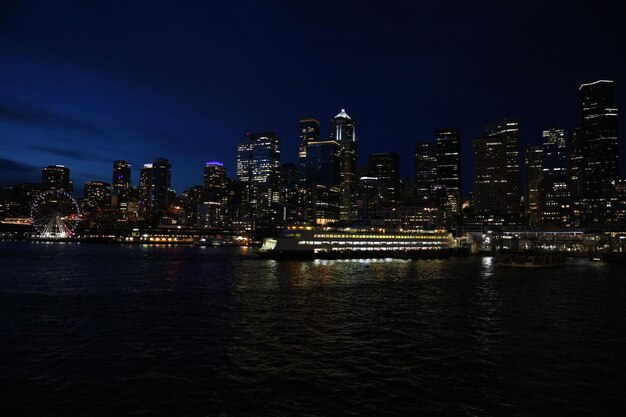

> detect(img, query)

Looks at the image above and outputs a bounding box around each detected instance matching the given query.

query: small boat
[497,253,566,268]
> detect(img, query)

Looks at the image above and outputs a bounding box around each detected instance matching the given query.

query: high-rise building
[139,158,171,215]
[112,160,131,190]
[303,140,340,186]
[541,128,570,228]
[279,163,300,222]
[84,181,111,210]
[298,118,320,177]
[473,119,520,221]
[414,141,436,202]
[435,128,461,217]
[368,152,400,204]
[330,109,357,221]
[204,162,227,204]
[42,165,71,193]
[524,145,543,225]
[577,80,620,225]
[236,132,281,221]
[111,160,131,209]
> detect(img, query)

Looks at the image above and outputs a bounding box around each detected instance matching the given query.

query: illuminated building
[204,162,227,205]
[524,145,543,225]
[435,128,461,218]
[577,80,620,225]
[279,163,301,222]
[330,109,357,221]
[414,141,436,202]
[298,118,320,177]
[139,157,171,214]
[356,176,387,221]
[368,152,400,204]
[42,165,72,193]
[473,119,520,221]
[84,181,111,210]
[112,160,131,209]
[236,131,281,222]
[541,128,571,228]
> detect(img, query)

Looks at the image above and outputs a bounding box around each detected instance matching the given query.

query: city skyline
[1,1,624,193]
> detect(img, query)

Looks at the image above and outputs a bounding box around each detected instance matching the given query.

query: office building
[368,152,400,204]
[541,128,570,228]
[330,109,357,221]
[577,80,620,225]
[524,145,543,225]
[236,131,281,221]
[435,128,461,218]
[298,118,320,176]
[473,119,520,221]
[42,165,72,193]
[303,140,340,186]
[84,181,111,210]
[139,157,171,215]
[414,141,436,202]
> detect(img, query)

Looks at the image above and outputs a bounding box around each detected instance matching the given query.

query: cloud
[30,145,112,163]
[0,157,40,185]
[0,96,104,136]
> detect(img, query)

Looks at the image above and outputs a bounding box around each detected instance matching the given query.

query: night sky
[1,0,624,196]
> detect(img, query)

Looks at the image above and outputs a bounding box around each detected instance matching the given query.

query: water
[1,241,625,416]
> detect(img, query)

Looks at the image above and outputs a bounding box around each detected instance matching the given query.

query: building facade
[236,131,281,223]
[435,128,461,219]
[330,109,357,222]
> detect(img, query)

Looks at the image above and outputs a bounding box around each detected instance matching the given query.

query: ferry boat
[257,226,457,260]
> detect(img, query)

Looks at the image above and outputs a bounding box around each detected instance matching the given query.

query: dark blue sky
[1,0,624,195]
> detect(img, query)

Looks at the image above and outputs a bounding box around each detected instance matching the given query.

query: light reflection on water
[1,242,625,416]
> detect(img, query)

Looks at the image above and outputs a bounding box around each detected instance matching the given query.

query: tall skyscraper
[139,158,171,215]
[42,165,72,193]
[112,160,131,208]
[298,118,320,177]
[330,109,357,221]
[279,163,300,222]
[368,152,400,204]
[473,119,520,220]
[204,162,227,204]
[542,127,570,228]
[524,145,543,225]
[577,80,620,225]
[414,141,436,202]
[112,160,131,190]
[435,128,461,217]
[304,140,340,186]
[236,132,281,221]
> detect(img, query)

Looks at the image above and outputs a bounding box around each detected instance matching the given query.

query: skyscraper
[577,80,620,225]
[542,127,570,228]
[368,152,400,204]
[298,118,320,177]
[42,165,71,192]
[112,160,131,190]
[435,128,461,217]
[304,140,340,186]
[139,158,171,215]
[524,145,543,225]
[112,160,131,208]
[414,141,436,202]
[330,109,357,221]
[204,162,227,204]
[473,119,520,221]
[236,132,281,221]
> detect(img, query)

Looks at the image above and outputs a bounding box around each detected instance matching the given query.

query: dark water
[1,241,625,416]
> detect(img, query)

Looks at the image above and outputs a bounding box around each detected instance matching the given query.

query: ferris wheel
[30,189,81,238]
